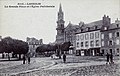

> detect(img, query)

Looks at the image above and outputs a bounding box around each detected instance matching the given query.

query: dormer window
[86,27,90,31]
[81,29,83,32]
[117,24,119,27]
[104,27,107,30]
[95,26,98,30]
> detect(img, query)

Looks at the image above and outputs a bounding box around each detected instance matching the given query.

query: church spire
[59,3,62,12]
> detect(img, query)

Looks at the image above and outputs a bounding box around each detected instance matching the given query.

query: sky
[0,0,120,44]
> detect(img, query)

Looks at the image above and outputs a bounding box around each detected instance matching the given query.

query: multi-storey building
[101,18,120,56]
[76,20,102,56]
[26,37,43,56]
[75,15,120,56]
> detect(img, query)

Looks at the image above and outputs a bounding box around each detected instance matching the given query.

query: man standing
[63,53,66,63]
[110,53,114,64]
[28,56,30,64]
[23,55,26,64]
[106,53,109,64]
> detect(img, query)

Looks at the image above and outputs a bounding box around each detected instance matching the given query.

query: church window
[62,30,64,33]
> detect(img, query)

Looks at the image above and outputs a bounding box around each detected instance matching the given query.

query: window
[81,42,83,47]
[95,26,98,29]
[101,34,104,39]
[116,39,120,45]
[85,41,88,47]
[80,35,84,40]
[76,42,79,48]
[102,41,104,46]
[81,29,83,32]
[109,33,112,38]
[117,48,119,53]
[102,49,104,54]
[96,40,99,46]
[109,40,113,45]
[116,32,119,37]
[110,49,112,54]
[85,34,89,40]
[90,33,94,39]
[104,27,107,30]
[76,35,79,41]
[86,27,90,31]
[117,24,119,27]
[95,32,99,38]
[90,41,94,47]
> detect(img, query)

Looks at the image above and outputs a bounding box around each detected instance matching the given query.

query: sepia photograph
[0,0,120,76]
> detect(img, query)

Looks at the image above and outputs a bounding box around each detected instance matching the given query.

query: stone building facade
[75,20,102,56]
[75,15,120,56]
[26,37,43,56]
[101,18,120,56]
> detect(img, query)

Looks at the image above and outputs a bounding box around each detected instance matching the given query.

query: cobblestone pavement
[0,57,53,76]
[21,63,119,76]
[0,56,120,76]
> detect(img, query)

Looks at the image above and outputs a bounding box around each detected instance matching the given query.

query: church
[56,4,80,45]
[55,4,120,56]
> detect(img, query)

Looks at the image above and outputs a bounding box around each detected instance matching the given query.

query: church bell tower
[56,4,65,43]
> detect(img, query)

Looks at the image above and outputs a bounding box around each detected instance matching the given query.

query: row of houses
[56,4,120,56]
[75,17,120,56]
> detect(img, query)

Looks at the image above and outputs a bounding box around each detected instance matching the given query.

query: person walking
[63,53,66,63]
[23,55,26,64]
[28,56,30,64]
[110,53,114,64]
[106,53,109,64]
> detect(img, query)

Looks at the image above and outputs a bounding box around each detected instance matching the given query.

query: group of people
[106,53,114,64]
[22,52,114,64]
[23,55,31,64]
[63,53,114,64]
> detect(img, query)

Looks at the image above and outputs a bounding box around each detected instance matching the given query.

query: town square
[0,0,120,76]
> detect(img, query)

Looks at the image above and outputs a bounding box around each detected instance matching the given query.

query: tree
[36,44,56,56]
[0,37,29,60]
[36,44,48,54]
[61,42,71,52]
